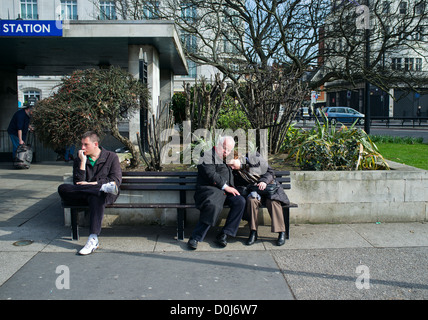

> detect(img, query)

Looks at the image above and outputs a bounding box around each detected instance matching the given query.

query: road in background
[294,119,428,143]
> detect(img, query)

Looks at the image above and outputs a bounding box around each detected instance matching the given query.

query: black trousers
[58,184,107,235]
[191,194,246,242]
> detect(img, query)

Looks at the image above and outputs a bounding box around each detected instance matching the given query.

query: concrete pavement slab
[348,222,428,247]
[0,250,293,300]
[271,247,428,300]
[0,252,38,286]
[258,223,373,250]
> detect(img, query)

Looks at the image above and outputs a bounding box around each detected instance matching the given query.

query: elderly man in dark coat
[187,136,246,250]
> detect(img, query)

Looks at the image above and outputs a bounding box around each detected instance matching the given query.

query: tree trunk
[110,124,140,168]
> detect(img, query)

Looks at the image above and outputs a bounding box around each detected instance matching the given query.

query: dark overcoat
[233,152,289,205]
[194,147,235,226]
[73,147,122,204]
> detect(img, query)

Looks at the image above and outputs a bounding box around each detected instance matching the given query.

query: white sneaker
[100,181,118,195]
[78,237,99,255]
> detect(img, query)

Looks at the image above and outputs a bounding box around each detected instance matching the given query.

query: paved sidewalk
[0,162,427,300]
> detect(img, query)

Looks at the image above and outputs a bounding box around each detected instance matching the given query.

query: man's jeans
[9,134,19,159]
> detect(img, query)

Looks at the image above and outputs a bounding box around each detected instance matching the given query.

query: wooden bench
[62,171,297,241]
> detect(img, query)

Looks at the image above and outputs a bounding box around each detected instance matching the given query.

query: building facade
[313,0,428,118]
[1,0,218,108]
[0,0,189,160]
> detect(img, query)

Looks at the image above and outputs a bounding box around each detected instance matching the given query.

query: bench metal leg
[177,208,186,240]
[283,207,290,239]
[71,208,79,241]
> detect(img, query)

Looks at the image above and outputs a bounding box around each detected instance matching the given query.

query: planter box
[287,161,428,224]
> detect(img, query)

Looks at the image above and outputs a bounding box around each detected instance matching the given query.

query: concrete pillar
[0,69,18,130]
[160,68,174,113]
[128,44,160,147]
[147,46,160,118]
[128,45,141,147]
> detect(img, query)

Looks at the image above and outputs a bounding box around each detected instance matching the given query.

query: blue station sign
[0,20,63,37]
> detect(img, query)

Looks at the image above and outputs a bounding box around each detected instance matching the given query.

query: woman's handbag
[248,183,279,196]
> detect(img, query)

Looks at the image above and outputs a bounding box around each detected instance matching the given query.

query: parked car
[322,107,365,125]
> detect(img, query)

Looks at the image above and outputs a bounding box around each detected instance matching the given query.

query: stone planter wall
[287,161,428,224]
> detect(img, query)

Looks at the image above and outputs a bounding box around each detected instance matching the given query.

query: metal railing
[370,116,428,128]
[294,116,428,128]
[0,130,57,162]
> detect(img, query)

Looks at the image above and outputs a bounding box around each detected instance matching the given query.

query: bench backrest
[120,171,291,191]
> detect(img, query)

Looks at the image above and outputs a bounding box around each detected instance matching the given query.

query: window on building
[143,1,160,19]
[100,1,117,20]
[21,0,38,20]
[414,26,424,40]
[415,1,425,15]
[181,32,197,53]
[398,26,407,40]
[382,1,391,14]
[181,2,197,23]
[222,35,240,55]
[416,58,423,71]
[392,58,402,70]
[23,90,40,105]
[399,1,407,14]
[185,60,197,78]
[405,58,414,71]
[61,0,78,20]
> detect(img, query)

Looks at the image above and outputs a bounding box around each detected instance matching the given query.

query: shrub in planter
[285,116,389,170]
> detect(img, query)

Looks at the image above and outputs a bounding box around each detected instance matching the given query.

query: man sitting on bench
[58,131,122,255]
[187,136,246,250]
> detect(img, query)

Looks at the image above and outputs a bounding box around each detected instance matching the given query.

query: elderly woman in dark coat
[230,152,290,246]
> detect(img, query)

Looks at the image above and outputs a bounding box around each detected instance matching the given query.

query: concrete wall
[287,161,428,224]
[94,161,428,228]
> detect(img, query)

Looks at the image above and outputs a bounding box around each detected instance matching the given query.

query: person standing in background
[7,98,35,159]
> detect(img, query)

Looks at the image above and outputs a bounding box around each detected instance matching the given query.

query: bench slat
[120,184,291,190]
[65,202,298,209]
[122,171,197,177]
[122,178,197,184]
[107,203,196,209]
[122,171,291,177]
[120,185,196,191]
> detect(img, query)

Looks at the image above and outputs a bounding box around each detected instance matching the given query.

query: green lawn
[376,143,428,170]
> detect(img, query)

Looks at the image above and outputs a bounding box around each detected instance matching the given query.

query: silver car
[322,107,365,125]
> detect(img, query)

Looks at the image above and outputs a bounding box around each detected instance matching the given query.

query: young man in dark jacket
[58,131,122,255]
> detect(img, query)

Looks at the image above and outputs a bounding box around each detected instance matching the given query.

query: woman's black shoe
[277,232,286,246]
[246,230,258,246]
